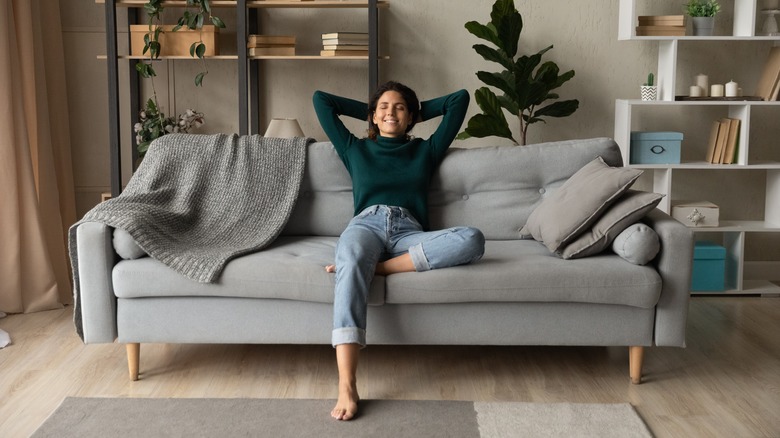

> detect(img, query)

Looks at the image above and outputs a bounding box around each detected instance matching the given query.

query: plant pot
[641,85,658,101]
[130,25,219,57]
[691,17,715,36]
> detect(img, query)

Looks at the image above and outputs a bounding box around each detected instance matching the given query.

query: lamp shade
[264,118,305,138]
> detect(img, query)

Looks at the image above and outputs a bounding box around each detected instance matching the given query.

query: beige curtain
[0,0,76,313]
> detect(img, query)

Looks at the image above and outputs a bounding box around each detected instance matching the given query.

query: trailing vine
[133,0,224,158]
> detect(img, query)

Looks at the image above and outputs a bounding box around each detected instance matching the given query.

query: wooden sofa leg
[127,343,140,381]
[629,346,643,384]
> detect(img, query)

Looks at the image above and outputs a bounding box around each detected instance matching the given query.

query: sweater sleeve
[419,89,470,159]
[312,90,367,155]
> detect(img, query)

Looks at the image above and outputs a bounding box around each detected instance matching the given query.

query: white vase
[641,86,658,101]
[692,17,715,36]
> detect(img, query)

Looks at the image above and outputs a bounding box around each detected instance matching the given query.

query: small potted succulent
[641,73,657,101]
[685,0,721,36]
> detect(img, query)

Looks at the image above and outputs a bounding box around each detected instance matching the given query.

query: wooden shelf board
[250,55,389,60]
[96,0,390,8]
[98,55,238,60]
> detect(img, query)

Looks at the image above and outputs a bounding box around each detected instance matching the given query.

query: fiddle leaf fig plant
[457,0,579,146]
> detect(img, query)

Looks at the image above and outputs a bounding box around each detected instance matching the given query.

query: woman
[312,81,485,421]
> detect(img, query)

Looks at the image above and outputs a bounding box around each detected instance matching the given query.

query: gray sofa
[73,137,693,384]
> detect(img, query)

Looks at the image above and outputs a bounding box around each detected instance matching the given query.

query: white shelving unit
[615,0,780,295]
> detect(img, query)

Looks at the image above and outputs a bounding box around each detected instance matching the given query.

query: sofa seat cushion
[112,236,384,306]
[385,240,662,308]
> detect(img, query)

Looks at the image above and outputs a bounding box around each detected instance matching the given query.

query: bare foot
[331,383,359,421]
[325,264,336,273]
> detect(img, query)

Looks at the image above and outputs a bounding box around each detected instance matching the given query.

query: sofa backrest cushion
[283,137,623,239]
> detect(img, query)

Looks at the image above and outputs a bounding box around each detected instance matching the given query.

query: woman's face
[372,90,411,138]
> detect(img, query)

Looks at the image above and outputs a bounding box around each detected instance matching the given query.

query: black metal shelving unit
[103,0,384,197]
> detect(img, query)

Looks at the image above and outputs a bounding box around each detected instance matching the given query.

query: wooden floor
[1,297,779,437]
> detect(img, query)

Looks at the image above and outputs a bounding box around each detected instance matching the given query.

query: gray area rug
[33,397,653,438]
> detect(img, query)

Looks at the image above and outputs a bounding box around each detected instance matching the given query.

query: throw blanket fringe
[68,133,311,339]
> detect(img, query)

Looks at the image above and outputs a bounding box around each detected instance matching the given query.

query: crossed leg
[325,253,415,275]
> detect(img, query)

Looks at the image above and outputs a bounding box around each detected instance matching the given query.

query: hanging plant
[136,0,226,87]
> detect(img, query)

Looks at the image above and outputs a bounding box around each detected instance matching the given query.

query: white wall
[61,0,779,259]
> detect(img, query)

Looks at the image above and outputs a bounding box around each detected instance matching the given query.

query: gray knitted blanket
[68,134,310,337]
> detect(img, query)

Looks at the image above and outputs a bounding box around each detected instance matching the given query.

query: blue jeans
[332,205,485,347]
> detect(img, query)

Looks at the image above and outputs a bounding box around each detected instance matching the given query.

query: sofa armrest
[643,208,694,347]
[75,222,118,343]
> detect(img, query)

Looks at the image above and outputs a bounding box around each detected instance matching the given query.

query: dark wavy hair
[367,81,420,140]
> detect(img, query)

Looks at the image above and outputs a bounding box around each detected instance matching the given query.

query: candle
[695,74,709,97]
[711,84,725,97]
[689,85,703,97]
[725,80,739,97]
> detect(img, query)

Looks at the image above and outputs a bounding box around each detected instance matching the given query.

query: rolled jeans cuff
[408,243,431,272]
[332,327,366,348]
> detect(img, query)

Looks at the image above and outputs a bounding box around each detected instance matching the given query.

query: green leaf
[455,130,472,141]
[172,24,183,32]
[195,71,206,87]
[195,42,206,59]
[473,44,513,71]
[497,94,519,115]
[196,13,204,29]
[532,99,580,119]
[467,87,515,141]
[476,70,515,99]
[464,114,515,143]
[211,15,226,29]
[190,41,198,57]
[464,21,501,48]
[202,0,212,14]
[490,0,522,57]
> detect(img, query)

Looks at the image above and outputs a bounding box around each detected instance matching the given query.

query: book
[635,26,686,36]
[322,45,369,51]
[320,50,369,57]
[322,39,370,47]
[722,118,741,164]
[638,15,685,26]
[249,46,296,56]
[704,120,720,163]
[321,32,369,42]
[754,47,780,101]
[248,35,296,46]
[711,118,731,164]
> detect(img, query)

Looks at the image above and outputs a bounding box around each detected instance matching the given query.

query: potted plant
[137,0,226,87]
[457,0,579,146]
[134,99,204,160]
[641,73,657,101]
[685,0,721,36]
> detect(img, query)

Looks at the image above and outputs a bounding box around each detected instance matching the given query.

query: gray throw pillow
[519,157,643,252]
[559,190,664,259]
[113,228,147,260]
[611,223,661,265]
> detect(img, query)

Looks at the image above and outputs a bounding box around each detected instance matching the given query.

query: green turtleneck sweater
[312,89,469,230]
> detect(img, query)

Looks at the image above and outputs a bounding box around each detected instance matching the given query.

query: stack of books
[321,32,369,57]
[248,35,296,56]
[704,118,741,164]
[636,15,685,36]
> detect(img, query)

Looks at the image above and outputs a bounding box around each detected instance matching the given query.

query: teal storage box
[691,241,726,291]
[630,131,683,164]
